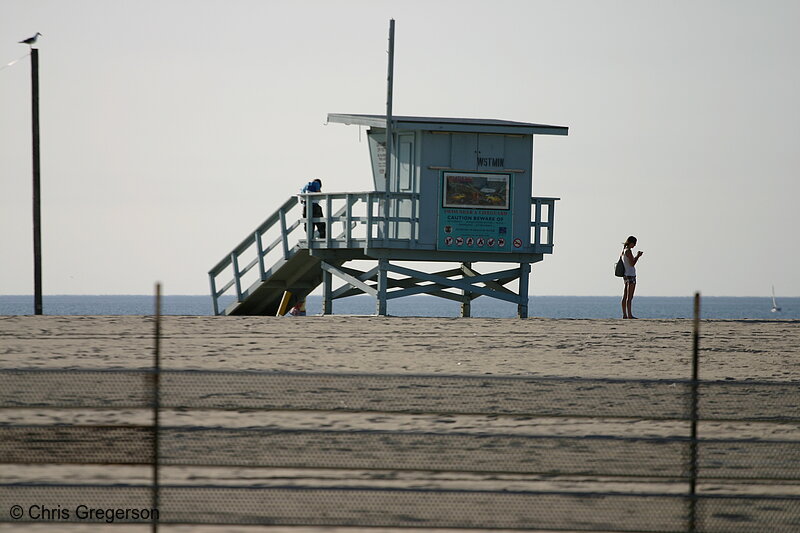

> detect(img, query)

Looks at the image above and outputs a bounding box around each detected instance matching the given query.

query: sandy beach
[1,316,799,532]
[1,315,798,380]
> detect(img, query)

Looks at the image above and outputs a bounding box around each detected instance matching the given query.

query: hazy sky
[2,0,798,298]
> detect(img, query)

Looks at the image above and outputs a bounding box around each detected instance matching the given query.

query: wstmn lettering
[477,156,504,168]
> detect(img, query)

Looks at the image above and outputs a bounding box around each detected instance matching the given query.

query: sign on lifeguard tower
[439,172,513,252]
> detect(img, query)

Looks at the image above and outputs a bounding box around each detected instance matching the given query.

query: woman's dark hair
[624,236,637,247]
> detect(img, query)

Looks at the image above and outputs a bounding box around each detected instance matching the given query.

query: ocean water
[1,294,798,319]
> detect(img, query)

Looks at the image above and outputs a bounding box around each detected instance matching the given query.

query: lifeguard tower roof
[328,114,568,136]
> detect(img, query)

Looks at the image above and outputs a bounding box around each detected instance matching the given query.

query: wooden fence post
[688,291,701,533]
[152,283,162,532]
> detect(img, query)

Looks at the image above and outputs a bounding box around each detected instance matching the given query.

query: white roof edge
[327,113,568,136]
[327,114,388,128]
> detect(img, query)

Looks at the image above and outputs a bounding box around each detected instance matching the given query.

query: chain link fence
[1,366,799,532]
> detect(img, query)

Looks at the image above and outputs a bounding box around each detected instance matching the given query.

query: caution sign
[438,171,512,252]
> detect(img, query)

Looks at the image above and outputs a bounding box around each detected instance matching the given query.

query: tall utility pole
[384,19,395,186]
[31,47,43,315]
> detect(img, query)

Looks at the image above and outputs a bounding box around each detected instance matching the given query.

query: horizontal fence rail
[4,425,798,481]
[2,368,799,531]
[2,484,797,531]
[3,370,800,420]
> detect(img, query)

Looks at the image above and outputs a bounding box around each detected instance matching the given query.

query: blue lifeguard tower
[208,113,567,317]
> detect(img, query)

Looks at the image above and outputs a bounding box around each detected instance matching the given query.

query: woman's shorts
[624,276,637,285]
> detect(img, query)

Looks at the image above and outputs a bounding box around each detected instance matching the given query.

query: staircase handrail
[208,195,298,278]
[207,190,419,314]
[208,195,300,315]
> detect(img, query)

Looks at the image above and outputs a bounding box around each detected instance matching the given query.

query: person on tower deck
[301,178,326,238]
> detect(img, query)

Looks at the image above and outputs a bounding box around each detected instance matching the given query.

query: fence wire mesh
[1,368,799,532]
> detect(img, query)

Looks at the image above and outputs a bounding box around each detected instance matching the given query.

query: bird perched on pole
[19,32,42,46]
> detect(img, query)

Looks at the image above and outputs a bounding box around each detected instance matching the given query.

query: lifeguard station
[208,114,567,317]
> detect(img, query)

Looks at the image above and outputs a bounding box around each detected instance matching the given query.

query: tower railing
[301,191,420,250]
[531,196,558,252]
[208,192,419,315]
[208,192,557,315]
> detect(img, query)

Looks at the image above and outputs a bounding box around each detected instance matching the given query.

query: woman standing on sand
[621,236,643,319]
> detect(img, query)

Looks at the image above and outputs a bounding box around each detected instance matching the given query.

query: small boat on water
[771,286,781,313]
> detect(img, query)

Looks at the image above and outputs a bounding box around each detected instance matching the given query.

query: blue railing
[531,196,559,251]
[208,192,419,315]
[208,193,557,315]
